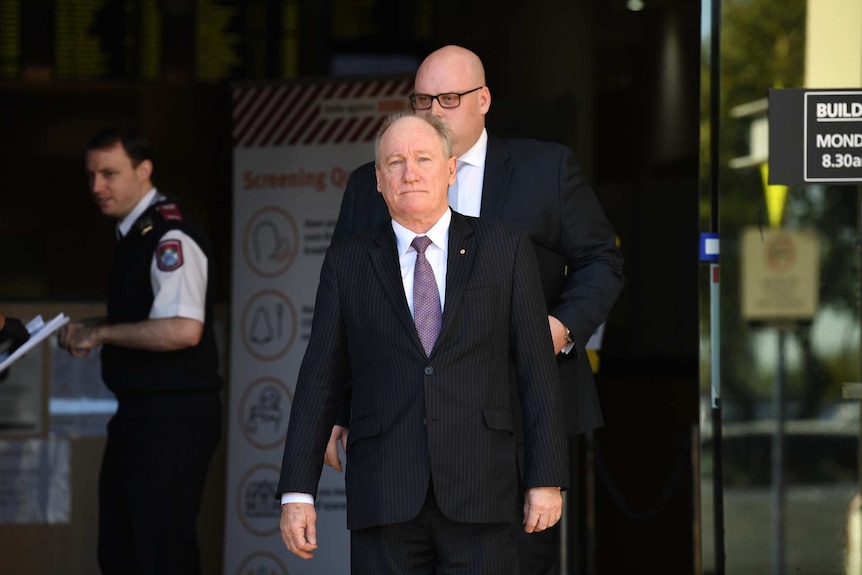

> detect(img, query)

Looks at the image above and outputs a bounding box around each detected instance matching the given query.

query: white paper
[0,313,70,375]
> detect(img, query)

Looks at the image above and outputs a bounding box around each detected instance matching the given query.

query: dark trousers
[97,392,221,575]
[350,487,518,575]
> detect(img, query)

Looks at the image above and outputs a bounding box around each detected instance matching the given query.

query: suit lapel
[436,212,476,352]
[479,136,512,220]
[369,224,427,356]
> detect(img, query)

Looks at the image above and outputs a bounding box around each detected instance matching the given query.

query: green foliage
[721,0,806,108]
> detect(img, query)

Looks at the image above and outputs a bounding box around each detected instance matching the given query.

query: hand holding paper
[59,321,100,358]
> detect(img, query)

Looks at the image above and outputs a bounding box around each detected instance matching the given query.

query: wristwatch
[563,327,574,344]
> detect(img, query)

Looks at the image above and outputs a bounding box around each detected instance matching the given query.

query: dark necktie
[411,236,442,356]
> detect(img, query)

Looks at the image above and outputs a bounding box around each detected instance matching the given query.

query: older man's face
[375,117,456,231]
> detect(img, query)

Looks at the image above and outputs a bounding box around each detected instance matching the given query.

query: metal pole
[708,0,725,572]
[772,328,786,575]
[710,263,725,575]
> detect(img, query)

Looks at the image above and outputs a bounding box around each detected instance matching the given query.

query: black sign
[769,88,862,185]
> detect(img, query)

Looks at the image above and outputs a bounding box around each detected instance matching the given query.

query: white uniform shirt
[117,188,208,322]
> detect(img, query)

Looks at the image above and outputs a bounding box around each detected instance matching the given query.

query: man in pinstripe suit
[277,113,568,574]
[325,45,624,575]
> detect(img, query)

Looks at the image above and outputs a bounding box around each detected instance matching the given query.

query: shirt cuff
[562,341,575,355]
[282,492,314,505]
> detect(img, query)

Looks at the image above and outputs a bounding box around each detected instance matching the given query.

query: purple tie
[411,236,442,356]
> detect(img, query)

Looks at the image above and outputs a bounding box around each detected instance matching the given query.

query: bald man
[328,46,624,575]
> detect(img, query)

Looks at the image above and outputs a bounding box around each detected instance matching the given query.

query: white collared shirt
[391,208,450,315]
[117,188,208,323]
[117,188,160,238]
[448,128,488,217]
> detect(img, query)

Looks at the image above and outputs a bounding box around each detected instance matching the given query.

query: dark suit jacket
[332,135,624,435]
[277,212,568,530]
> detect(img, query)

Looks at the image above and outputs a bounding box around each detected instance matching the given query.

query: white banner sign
[225,78,411,575]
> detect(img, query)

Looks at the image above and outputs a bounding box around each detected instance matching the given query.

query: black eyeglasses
[409,86,483,110]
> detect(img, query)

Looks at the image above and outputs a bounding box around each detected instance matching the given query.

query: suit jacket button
[423,417,429,425]
[424,366,434,375]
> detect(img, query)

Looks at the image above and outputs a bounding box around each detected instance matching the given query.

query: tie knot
[411,235,432,254]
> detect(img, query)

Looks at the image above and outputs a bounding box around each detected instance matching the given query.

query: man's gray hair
[374,112,453,166]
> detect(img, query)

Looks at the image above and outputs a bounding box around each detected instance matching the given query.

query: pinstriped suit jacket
[277,211,568,530]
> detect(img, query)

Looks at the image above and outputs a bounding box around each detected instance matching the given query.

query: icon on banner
[253,220,292,263]
[241,290,297,361]
[246,386,282,433]
[243,206,300,278]
[235,551,289,575]
[240,377,293,449]
[249,305,280,344]
[237,464,282,536]
[245,481,280,518]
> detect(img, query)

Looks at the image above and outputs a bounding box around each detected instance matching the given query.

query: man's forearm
[95,317,203,351]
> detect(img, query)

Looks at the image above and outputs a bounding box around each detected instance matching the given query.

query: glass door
[699,1,862,573]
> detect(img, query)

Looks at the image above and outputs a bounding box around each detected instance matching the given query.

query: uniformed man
[59,127,222,575]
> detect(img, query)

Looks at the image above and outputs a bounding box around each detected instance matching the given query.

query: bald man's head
[412,45,491,157]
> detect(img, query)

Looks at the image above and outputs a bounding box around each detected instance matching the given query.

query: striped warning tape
[232,78,413,148]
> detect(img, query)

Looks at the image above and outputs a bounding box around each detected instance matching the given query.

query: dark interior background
[0,1,701,573]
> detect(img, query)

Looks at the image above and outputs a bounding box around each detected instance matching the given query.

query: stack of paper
[0,313,70,374]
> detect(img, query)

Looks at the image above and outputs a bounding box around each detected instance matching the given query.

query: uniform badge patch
[156,239,184,271]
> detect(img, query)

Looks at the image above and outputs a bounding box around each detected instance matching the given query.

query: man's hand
[280,502,318,559]
[523,486,563,533]
[548,315,568,355]
[324,425,349,472]
[58,321,100,358]
[0,317,30,352]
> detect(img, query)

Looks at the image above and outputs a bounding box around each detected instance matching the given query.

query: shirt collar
[457,128,488,168]
[117,188,159,238]
[392,208,452,257]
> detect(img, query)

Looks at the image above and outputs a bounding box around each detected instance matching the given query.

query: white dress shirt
[448,128,488,217]
[392,209,450,316]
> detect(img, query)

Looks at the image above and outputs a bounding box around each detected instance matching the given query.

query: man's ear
[479,86,491,115]
[447,156,457,185]
[136,159,153,183]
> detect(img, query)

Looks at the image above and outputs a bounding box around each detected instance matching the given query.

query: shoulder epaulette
[132,201,184,237]
[156,202,184,222]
